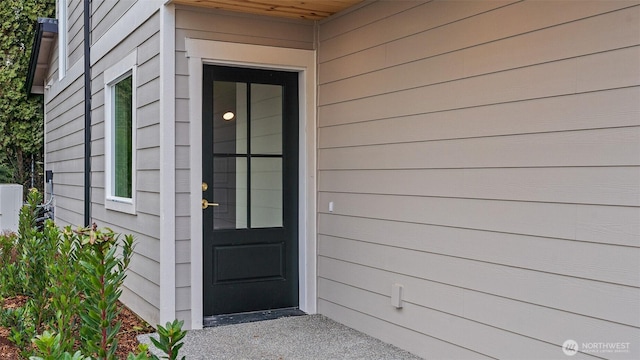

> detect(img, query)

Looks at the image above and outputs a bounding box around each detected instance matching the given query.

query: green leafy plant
[5,302,37,358]
[17,190,57,332]
[30,330,65,360]
[18,188,41,246]
[125,344,153,360]
[29,321,188,360]
[149,320,187,360]
[0,230,20,295]
[78,225,134,360]
[29,321,189,360]
[30,330,90,360]
[48,225,85,353]
[0,189,58,355]
[0,188,186,360]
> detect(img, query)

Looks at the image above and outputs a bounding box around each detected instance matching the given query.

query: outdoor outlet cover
[391,283,403,308]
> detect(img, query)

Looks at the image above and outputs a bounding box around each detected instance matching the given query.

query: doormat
[203,308,305,328]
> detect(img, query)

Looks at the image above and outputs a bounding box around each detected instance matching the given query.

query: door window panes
[251,158,283,228]
[211,80,285,230]
[250,84,282,155]
[213,81,247,154]
[213,157,247,230]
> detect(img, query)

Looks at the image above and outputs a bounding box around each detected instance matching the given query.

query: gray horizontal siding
[175,310,191,330]
[52,204,83,228]
[318,222,639,324]
[319,165,640,206]
[120,271,160,328]
[44,53,85,227]
[320,7,639,105]
[91,0,136,45]
[319,87,640,148]
[86,8,161,327]
[317,1,640,359]
[67,0,83,66]
[175,6,314,51]
[318,0,426,43]
[318,299,487,360]
[319,46,639,125]
[318,190,639,247]
[319,1,637,82]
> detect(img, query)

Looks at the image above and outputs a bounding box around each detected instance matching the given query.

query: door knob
[202,199,219,209]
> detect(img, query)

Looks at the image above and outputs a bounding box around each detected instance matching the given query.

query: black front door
[202,65,299,316]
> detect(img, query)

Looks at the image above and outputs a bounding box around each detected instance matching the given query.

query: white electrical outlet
[329,201,334,212]
[391,283,404,308]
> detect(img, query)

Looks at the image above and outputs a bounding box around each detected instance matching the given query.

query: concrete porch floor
[138,314,423,359]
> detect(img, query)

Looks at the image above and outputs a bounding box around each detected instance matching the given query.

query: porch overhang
[168,0,363,20]
[25,18,57,95]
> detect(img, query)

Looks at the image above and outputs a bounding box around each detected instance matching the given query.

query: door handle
[202,199,219,209]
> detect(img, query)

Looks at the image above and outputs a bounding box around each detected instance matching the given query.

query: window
[57,0,67,80]
[105,51,137,214]
[113,76,133,198]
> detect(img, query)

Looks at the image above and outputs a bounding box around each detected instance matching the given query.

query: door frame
[185,39,317,329]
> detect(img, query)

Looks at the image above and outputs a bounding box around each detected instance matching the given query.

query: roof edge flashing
[25,17,58,96]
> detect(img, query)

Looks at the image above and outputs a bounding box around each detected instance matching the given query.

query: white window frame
[104,51,137,214]
[57,0,67,80]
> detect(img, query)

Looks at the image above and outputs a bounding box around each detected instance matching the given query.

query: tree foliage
[0,0,55,187]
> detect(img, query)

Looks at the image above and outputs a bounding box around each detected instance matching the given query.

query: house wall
[90,10,162,327]
[45,0,87,227]
[67,0,84,66]
[174,5,315,327]
[317,1,640,359]
[91,0,135,45]
[45,0,163,327]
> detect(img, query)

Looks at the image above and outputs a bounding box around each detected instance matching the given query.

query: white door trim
[158,3,176,326]
[186,39,317,329]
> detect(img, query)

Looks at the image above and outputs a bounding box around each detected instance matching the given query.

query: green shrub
[48,226,85,353]
[149,320,187,360]
[0,231,19,296]
[1,189,57,355]
[78,225,134,360]
[30,330,91,360]
[4,302,37,358]
[31,320,187,360]
[0,188,186,360]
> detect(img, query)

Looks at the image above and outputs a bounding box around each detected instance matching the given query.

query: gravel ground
[138,314,422,359]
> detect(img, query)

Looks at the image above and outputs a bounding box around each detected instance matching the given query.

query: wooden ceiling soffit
[170,0,363,20]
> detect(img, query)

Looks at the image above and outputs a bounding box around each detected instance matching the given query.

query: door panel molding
[186,39,317,329]
[214,243,285,282]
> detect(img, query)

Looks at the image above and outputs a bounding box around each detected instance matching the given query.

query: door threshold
[203,307,305,328]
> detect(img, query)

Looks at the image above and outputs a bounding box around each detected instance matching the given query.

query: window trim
[57,0,67,80]
[104,51,137,214]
